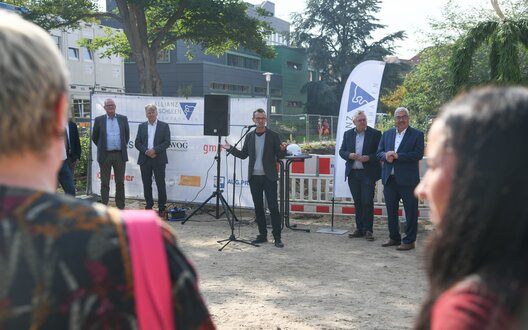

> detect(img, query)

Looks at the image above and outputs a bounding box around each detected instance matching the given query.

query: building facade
[121,0,311,115]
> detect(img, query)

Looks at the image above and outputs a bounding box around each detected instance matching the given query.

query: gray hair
[394,107,410,117]
[145,104,157,112]
[352,110,366,122]
[0,11,69,156]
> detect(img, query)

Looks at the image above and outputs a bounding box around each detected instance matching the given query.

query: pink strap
[122,210,175,330]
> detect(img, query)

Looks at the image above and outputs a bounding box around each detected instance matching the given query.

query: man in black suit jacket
[135,104,171,216]
[377,107,424,251]
[66,119,82,175]
[58,117,82,196]
[91,98,130,209]
[339,110,381,241]
[223,109,287,248]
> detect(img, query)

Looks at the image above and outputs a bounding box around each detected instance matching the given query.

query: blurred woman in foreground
[414,87,528,329]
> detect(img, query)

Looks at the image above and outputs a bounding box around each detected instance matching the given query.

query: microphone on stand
[244,124,257,129]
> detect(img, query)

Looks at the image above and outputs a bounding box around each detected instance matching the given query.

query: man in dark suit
[222,109,287,248]
[339,110,381,241]
[66,118,82,175]
[135,104,171,216]
[58,117,81,196]
[91,98,130,209]
[377,107,424,251]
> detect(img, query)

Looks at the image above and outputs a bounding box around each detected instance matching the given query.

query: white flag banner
[333,60,386,198]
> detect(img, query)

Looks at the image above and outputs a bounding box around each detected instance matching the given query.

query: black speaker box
[203,94,230,136]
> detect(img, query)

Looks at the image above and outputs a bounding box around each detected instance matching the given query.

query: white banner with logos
[90,93,266,207]
[333,60,386,198]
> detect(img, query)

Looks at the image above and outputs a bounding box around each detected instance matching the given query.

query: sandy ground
[121,198,430,330]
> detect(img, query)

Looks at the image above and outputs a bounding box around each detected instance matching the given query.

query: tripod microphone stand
[182,135,235,224]
[217,127,258,250]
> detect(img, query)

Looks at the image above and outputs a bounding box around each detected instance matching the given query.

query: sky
[246,0,493,59]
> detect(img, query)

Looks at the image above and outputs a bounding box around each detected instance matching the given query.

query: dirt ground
[123,198,430,330]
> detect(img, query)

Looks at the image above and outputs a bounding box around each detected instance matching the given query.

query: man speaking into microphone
[222,108,287,247]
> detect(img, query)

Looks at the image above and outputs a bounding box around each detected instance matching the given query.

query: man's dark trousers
[99,151,126,209]
[58,161,76,196]
[347,169,375,234]
[249,175,281,240]
[383,175,418,244]
[140,158,167,210]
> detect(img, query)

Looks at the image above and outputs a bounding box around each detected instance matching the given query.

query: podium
[278,154,312,232]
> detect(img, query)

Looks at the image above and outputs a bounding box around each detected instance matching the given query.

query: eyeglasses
[395,115,408,120]
[254,117,267,121]
[104,104,116,108]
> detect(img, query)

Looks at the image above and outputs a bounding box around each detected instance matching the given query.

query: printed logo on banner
[179,175,201,187]
[179,103,197,120]
[227,178,249,187]
[214,176,225,189]
[169,139,189,151]
[347,82,375,112]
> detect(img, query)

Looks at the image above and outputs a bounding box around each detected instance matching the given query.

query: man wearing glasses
[377,107,424,251]
[92,98,130,209]
[222,108,287,248]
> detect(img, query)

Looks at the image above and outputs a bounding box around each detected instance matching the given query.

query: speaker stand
[182,136,238,224]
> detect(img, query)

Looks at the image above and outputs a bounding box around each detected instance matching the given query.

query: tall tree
[8,0,274,95]
[451,0,528,91]
[291,0,404,115]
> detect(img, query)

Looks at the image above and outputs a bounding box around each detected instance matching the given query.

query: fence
[283,155,430,220]
[268,114,338,143]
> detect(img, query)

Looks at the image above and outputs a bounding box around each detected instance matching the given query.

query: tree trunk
[491,0,505,20]
[115,0,163,95]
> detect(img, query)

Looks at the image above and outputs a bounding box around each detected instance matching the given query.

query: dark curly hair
[414,87,528,329]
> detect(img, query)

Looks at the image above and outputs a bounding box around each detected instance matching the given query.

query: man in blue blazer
[135,104,171,216]
[377,107,424,251]
[339,110,381,241]
[92,98,130,209]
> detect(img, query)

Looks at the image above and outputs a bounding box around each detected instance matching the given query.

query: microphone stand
[227,126,253,219]
[217,126,257,251]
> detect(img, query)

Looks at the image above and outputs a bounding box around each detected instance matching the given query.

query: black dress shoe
[365,231,375,241]
[274,239,284,248]
[381,239,401,247]
[251,236,268,244]
[348,230,365,238]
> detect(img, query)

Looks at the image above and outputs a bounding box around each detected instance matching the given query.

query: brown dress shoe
[396,242,415,251]
[381,239,401,247]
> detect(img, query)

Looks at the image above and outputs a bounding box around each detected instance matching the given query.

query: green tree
[291,0,404,115]
[451,0,528,91]
[7,0,274,96]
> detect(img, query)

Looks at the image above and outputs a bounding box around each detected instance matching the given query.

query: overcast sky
[246,0,493,59]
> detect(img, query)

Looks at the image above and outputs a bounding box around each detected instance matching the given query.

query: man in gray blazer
[135,104,171,216]
[223,109,287,248]
[91,98,130,209]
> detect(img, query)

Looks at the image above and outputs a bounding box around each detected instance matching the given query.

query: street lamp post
[263,72,273,114]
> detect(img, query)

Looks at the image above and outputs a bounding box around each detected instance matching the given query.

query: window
[210,82,250,94]
[226,53,260,70]
[157,50,170,63]
[254,86,266,95]
[287,61,302,71]
[309,70,315,82]
[51,35,60,50]
[287,101,303,108]
[68,47,79,60]
[71,99,91,119]
[82,47,93,61]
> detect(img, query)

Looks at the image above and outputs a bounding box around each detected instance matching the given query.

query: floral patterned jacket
[0,185,215,330]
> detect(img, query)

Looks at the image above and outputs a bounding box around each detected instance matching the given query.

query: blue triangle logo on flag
[347,82,375,112]
[180,103,196,120]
